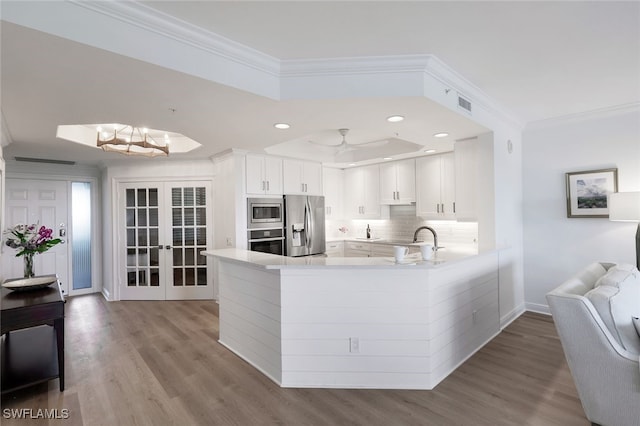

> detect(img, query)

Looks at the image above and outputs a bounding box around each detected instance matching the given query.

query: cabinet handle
[267,181,270,191]
[441,203,445,214]
[262,181,265,190]
[437,204,440,213]
[453,202,456,213]
[305,183,308,192]
[397,191,400,200]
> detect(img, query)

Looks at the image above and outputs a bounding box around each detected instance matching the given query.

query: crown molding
[1,110,14,147]
[524,102,640,131]
[281,54,432,76]
[423,56,525,130]
[69,0,280,76]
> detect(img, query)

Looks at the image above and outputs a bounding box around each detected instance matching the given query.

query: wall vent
[14,156,76,165]
[457,95,472,113]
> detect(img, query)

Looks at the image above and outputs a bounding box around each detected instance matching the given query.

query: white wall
[522,107,640,313]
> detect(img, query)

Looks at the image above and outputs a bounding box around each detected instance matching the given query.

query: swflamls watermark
[2,408,70,419]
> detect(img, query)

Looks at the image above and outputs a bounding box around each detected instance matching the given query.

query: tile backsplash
[326,205,478,251]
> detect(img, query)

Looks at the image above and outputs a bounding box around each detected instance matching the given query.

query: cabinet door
[454,140,478,221]
[344,167,364,218]
[264,156,283,195]
[323,167,344,219]
[361,165,382,218]
[416,156,442,219]
[396,159,416,204]
[440,153,456,220]
[303,162,323,195]
[379,162,398,205]
[246,154,266,195]
[282,159,303,194]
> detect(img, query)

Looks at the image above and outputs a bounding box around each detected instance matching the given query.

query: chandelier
[96,125,169,157]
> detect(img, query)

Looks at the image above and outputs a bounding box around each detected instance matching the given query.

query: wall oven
[247,197,284,255]
[247,228,284,256]
[247,197,283,229]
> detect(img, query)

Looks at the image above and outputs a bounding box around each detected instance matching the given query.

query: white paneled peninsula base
[203,248,500,390]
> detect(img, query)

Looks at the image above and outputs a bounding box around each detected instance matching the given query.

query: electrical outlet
[349,337,360,353]
[226,237,233,247]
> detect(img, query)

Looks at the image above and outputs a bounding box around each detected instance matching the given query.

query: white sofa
[546,262,640,426]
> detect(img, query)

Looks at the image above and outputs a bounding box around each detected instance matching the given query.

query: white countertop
[202,247,482,270]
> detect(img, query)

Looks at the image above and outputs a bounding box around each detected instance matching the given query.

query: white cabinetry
[246,154,283,195]
[325,241,344,257]
[344,241,371,257]
[416,153,455,219]
[454,139,478,221]
[283,159,323,195]
[322,167,344,219]
[344,165,388,219]
[379,159,416,205]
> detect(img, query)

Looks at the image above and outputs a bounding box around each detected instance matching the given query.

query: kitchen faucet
[413,226,439,250]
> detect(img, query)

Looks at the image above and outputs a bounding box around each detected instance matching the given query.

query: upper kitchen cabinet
[246,154,283,196]
[379,159,416,205]
[454,139,478,221]
[344,164,389,219]
[416,153,455,220]
[283,159,323,195]
[323,167,344,219]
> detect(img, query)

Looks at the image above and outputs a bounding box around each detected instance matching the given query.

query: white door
[118,181,213,300]
[2,179,69,293]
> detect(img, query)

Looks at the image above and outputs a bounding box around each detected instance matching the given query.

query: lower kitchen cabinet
[325,241,344,257]
[344,241,371,257]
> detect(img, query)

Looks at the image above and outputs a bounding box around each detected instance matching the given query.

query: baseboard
[525,302,551,315]
[500,303,525,329]
[101,287,112,301]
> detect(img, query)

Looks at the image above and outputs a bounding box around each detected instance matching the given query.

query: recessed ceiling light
[433,132,449,138]
[274,123,290,129]
[386,115,404,123]
[424,149,436,154]
[348,163,356,166]
[383,157,393,160]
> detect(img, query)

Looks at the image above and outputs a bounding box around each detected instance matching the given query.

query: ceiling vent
[14,156,76,165]
[457,94,472,114]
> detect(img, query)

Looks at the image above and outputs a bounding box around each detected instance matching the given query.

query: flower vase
[23,253,35,278]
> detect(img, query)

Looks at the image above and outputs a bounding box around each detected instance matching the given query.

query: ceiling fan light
[274,123,290,129]
[386,115,404,123]
[433,132,449,138]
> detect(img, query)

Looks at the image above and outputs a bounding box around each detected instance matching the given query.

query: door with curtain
[2,179,69,293]
[118,181,213,300]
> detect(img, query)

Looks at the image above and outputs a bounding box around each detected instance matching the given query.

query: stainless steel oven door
[248,237,284,256]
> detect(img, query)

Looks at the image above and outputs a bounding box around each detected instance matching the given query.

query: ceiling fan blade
[349,140,389,149]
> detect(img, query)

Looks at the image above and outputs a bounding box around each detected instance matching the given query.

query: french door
[118,180,213,300]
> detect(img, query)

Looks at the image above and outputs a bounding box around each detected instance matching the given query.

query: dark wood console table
[1,276,65,394]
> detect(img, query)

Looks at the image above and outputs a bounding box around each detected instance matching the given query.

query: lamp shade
[609,192,640,222]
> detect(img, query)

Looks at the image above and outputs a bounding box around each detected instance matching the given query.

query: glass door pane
[120,183,165,300]
[165,182,212,300]
[71,182,92,290]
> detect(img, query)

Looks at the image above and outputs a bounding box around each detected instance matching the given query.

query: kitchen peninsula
[203,248,500,389]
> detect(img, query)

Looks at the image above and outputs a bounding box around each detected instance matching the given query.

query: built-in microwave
[247,197,284,229]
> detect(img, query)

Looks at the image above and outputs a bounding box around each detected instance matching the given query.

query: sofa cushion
[586,267,640,354]
[595,264,638,288]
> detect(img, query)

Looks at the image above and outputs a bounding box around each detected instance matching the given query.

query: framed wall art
[565,168,618,218]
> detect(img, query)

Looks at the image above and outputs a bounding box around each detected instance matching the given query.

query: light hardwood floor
[1,295,589,425]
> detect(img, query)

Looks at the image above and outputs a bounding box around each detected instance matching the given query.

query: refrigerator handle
[306,199,312,248]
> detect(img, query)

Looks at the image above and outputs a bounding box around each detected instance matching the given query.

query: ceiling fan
[309,128,388,154]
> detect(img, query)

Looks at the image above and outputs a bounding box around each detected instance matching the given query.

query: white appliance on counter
[284,194,326,257]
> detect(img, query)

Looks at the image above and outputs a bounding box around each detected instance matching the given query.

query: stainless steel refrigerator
[284,195,326,257]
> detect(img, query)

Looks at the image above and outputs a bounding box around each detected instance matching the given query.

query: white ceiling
[1,1,639,167]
